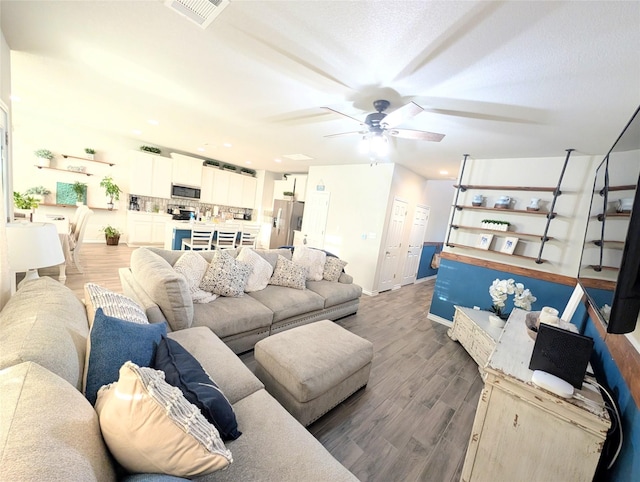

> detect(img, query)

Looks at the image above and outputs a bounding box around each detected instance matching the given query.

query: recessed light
[274,158,282,163]
[148,119,159,126]
[245,160,252,165]
[439,170,448,175]
[283,153,313,161]
[197,147,205,152]
[223,143,232,148]
[132,129,142,135]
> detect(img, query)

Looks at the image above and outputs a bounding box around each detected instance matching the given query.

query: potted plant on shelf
[203,159,220,168]
[71,181,87,206]
[99,176,122,210]
[34,149,54,168]
[222,163,237,172]
[240,167,256,176]
[84,148,96,160]
[24,186,52,204]
[13,192,40,221]
[140,145,161,154]
[283,191,295,201]
[100,225,122,246]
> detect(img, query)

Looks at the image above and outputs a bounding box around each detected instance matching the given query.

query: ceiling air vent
[165,0,230,29]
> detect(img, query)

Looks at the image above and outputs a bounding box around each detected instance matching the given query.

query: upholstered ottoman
[254,320,373,426]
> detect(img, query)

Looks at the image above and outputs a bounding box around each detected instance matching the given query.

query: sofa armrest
[338,272,353,284]
[118,267,168,326]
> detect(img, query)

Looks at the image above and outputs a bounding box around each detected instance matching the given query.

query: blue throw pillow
[85,308,166,405]
[153,337,241,441]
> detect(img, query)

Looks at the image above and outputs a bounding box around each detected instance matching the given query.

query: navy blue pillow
[85,308,167,405]
[153,337,241,440]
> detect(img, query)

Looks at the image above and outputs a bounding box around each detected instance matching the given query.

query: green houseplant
[140,145,161,154]
[13,192,39,221]
[24,186,52,203]
[99,176,122,210]
[283,191,295,200]
[84,148,96,160]
[71,181,87,205]
[100,225,122,246]
[34,149,54,167]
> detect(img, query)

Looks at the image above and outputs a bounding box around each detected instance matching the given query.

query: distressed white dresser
[448,306,503,372]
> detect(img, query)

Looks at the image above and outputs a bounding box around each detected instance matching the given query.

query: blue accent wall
[430,257,639,480]
[430,257,574,320]
[417,243,441,279]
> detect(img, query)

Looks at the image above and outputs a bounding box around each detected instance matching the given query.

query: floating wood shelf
[38,202,116,211]
[596,212,631,221]
[35,165,93,176]
[454,184,559,193]
[588,264,619,272]
[598,184,636,195]
[590,240,625,248]
[450,224,553,241]
[446,242,546,263]
[454,205,556,217]
[62,154,115,166]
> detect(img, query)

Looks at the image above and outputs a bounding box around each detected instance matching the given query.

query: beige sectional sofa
[0,277,358,481]
[119,247,363,354]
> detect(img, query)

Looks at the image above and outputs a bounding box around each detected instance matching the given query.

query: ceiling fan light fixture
[370,134,389,157]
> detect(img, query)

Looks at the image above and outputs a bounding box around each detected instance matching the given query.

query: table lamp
[6,222,65,290]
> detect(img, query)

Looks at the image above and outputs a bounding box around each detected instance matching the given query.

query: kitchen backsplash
[130,194,252,218]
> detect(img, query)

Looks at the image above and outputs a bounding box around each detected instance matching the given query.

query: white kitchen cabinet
[461,308,610,482]
[227,174,243,207]
[127,212,171,245]
[212,169,230,205]
[170,153,203,187]
[129,151,172,199]
[274,175,307,202]
[241,176,257,208]
[199,166,257,208]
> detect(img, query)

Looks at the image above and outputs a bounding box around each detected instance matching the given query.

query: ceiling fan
[323,99,446,143]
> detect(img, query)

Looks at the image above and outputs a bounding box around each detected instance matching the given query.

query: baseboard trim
[428,312,453,328]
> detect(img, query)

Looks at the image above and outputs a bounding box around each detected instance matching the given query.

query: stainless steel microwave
[171,184,201,200]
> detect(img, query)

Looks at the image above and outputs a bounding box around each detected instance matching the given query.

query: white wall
[0,21,11,308]
[306,163,393,294]
[424,179,456,242]
[443,154,599,276]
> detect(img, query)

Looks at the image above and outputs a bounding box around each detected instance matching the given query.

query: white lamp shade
[6,222,65,272]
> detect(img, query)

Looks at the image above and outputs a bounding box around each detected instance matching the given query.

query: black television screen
[578,106,640,334]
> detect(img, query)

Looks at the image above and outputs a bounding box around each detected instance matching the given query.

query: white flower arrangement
[489,278,537,319]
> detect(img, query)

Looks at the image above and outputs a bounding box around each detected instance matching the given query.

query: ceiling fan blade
[324,130,366,138]
[381,101,424,128]
[322,106,365,125]
[387,128,445,142]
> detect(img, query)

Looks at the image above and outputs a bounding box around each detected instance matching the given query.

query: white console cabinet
[127,212,171,245]
[448,307,503,373]
[460,309,610,482]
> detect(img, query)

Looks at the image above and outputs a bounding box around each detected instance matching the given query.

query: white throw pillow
[95,362,232,477]
[174,252,218,304]
[237,248,274,292]
[84,283,148,327]
[292,246,326,281]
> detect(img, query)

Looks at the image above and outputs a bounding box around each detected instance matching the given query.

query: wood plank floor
[57,243,482,482]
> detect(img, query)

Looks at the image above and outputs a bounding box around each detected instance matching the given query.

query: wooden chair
[239,223,261,248]
[214,224,240,249]
[182,227,215,251]
[69,205,89,234]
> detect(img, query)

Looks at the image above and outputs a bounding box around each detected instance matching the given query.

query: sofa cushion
[154,337,241,441]
[84,282,149,326]
[206,389,358,481]
[0,277,89,390]
[84,308,167,405]
[131,247,194,331]
[168,327,264,404]
[236,247,274,292]
[269,255,307,290]
[323,257,348,282]
[95,362,232,477]
[248,285,325,323]
[306,280,364,309]
[200,250,250,297]
[173,251,217,304]
[191,295,274,340]
[0,362,116,481]
[253,247,292,269]
[292,246,326,281]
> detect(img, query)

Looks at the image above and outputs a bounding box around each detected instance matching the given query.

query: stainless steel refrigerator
[270,200,304,248]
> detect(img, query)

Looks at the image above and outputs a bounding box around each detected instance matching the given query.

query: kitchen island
[164,220,267,250]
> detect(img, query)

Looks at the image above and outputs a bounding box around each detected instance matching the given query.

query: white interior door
[301,191,330,249]
[378,198,408,292]
[401,205,430,285]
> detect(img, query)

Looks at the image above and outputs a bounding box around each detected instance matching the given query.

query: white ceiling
[2,0,640,179]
